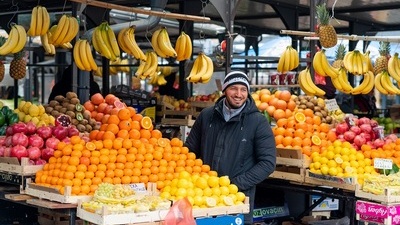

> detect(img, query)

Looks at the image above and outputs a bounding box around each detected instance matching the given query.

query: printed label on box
[311,195,339,211]
[253,204,290,221]
[356,200,400,224]
[196,214,244,225]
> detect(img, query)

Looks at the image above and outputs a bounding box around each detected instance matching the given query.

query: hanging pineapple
[332,44,346,68]
[316,3,337,48]
[10,51,27,80]
[373,41,390,75]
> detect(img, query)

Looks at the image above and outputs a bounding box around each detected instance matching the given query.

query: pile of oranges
[83,93,125,123]
[273,108,337,156]
[252,89,297,121]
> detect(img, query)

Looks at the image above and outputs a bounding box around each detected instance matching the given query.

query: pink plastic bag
[314,72,326,85]
[163,198,196,225]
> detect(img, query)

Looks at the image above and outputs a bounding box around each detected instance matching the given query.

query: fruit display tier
[77,197,249,225]
[269,148,310,183]
[0,157,43,176]
[158,102,195,126]
[356,185,400,204]
[25,182,92,204]
[305,170,357,191]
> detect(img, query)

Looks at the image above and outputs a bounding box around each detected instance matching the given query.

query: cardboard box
[311,195,339,211]
[180,126,192,142]
[253,203,290,222]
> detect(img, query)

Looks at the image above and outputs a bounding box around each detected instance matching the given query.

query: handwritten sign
[129,183,147,193]
[324,99,340,112]
[374,158,393,170]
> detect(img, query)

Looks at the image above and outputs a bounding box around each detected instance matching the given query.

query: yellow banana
[361,71,375,95]
[117,27,130,53]
[85,41,98,71]
[320,49,339,78]
[352,73,370,95]
[303,68,326,96]
[337,68,353,93]
[356,51,365,75]
[40,6,50,35]
[282,47,291,73]
[351,51,360,75]
[53,16,70,45]
[151,28,167,58]
[12,25,27,54]
[175,31,186,61]
[364,51,374,73]
[49,15,68,44]
[79,40,91,71]
[157,74,168,86]
[187,54,204,83]
[143,51,158,77]
[298,68,317,95]
[104,23,120,59]
[94,25,113,60]
[290,47,299,71]
[312,51,326,76]
[277,48,285,73]
[331,77,343,91]
[157,27,177,58]
[182,33,192,60]
[135,59,146,77]
[374,72,389,95]
[123,26,146,61]
[343,51,354,73]
[40,34,52,54]
[199,54,214,83]
[141,51,153,78]
[388,53,400,83]
[50,43,56,55]
[28,6,37,36]
[148,71,158,85]
[0,26,19,55]
[100,23,117,61]
[73,40,86,71]
[35,6,43,36]
[61,17,78,45]
[94,66,102,77]
[381,71,400,94]
[119,59,130,72]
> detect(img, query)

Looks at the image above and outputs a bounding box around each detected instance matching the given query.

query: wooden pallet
[304,170,357,191]
[159,103,195,126]
[190,101,215,118]
[38,208,83,225]
[25,182,92,204]
[355,184,400,204]
[269,148,310,183]
[0,157,43,175]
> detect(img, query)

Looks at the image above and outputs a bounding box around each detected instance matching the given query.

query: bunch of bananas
[330,68,354,94]
[92,22,120,62]
[387,53,400,83]
[351,71,375,95]
[298,67,326,96]
[48,15,79,47]
[73,39,98,72]
[117,26,146,61]
[277,46,299,74]
[148,72,168,86]
[27,6,50,36]
[175,31,192,61]
[313,49,339,78]
[343,50,372,75]
[109,58,130,75]
[135,51,158,80]
[0,24,26,55]
[40,33,56,55]
[186,52,214,83]
[375,71,400,95]
[151,27,177,58]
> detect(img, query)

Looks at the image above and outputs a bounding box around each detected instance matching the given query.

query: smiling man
[185,71,276,225]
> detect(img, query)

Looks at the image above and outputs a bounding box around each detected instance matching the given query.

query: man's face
[224,84,248,109]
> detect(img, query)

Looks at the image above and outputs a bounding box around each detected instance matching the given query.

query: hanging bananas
[298,67,326,97]
[277,46,299,74]
[343,50,370,75]
[92,22,120,61]
[73,39,98,72]
[186,52,214,84]
[109,58,131,75]
[135,51,158,80]
[312,49,339,78]
[387,53,400,83]
[27,6,50,36]
[0,24,27,55]
[375,71,400,95]
[117,26,146,61]
[175,31,192,61]
[151,27,177,58]
[48,15,79,47]
[351,71,375,95]
[40,33,55,55]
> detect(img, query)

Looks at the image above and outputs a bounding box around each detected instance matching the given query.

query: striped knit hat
[222,71,250,92]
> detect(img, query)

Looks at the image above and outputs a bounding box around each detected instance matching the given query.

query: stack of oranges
[252,89,297,121]
[273,109,337,156]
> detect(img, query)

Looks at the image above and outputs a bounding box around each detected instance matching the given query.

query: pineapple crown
[316,3,331,25]
[335,44,346,60]
[13,50,25,59]
[378,41,390,56]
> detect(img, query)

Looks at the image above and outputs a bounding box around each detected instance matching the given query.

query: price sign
[129,183,147,193]
[373,158,393,169]
[324,99,340,112]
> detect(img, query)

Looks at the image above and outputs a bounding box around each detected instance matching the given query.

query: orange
[68,156,80,166]
[85,142,96,151]
[118,108,131,120]
[105,94,118,105]
[132,113,143,122]
[151,130,163,139]
[129,129,141,139]
[84,101,95,112]
[116,155,127,164]
[140,116,153,130]
[170,138,183,147]
[106,124,119,135]
[294,112,306,123]
[117,129,129,139]
[119,120,132,131]
[113,138,123,149]
[107,115,120,125]
[311,135,321,146]
[140,129,151,140]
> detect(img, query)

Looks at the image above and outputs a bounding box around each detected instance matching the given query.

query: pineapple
[332,44,346,68]
[0,37,6,82]
[10,51,26,80]
[374,41,390,75]
[316,3,337,48]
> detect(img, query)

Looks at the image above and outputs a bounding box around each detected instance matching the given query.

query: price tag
[373,158,393,169]
[324,99,340,112]
[129,183,147,194]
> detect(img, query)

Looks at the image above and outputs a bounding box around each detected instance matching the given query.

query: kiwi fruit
[51,110,60,118]
[75,104,84,112]
[320,110,328,117]
[54,105,63,111]
[83,110,91,120]
[315,111,323,118]
[306,102,314,110]
[70,97,80,105]
[66,110,76,119]
[54,95,65,102]
[66,92,78,100]
[298,104,307,110]
[62,102,70,108]
[59,107,68,114]
[71,118,79,126]
[49,100,59,107]
[85,124,92,132]
[65,104,75,112]
[89,118,97,126]
[314,106,321,112]
[45,106,53,114]
[76,124,86,132]
[80,119,88,125]
[326,116,333,123]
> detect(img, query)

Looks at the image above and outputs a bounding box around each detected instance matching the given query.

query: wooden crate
[77,198,250,225]
[0,157,43,175]
[356,184,400,204]
[269,148,310,183]
[304,170,357,191]
[38,208,83,225]
[25,182,92,204]
[190,101,215,118]
[158,103,195,126]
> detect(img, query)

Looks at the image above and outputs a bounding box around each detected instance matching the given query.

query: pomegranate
[12,133,29,147]
[357,117,371,126]
[370,119,379,128]
[335,123,349,134]
[373,139,385,148]
[0,136,6,146]
[360,133,372,142]
[11,122,27,134]
[41,148,54,161]
[25,121,37,135]
[45,137,60,149]
[10,145,28,160]
[68,127,80,137]
[5,126,13,136]
[3,147,11,157]
[27,146,41,160]
[35,159,47,165]
[344,131,356,142]
[55,114,71,127]
[28,135,44,148]
[0,146,6,156]
[52,125,69,140]
[5,136,12,147]
[37,126,53,139]
[360,124,372,134]
[350,126,361,135]
[354,135,366,147]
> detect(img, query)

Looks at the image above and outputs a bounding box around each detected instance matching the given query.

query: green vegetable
[380,164,400,175]
[0,125,7,136]
[0,112,6,127]
[7,113,19,125]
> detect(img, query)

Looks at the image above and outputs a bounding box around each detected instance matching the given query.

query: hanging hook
[37,0,41,5]
[7,1,19,29]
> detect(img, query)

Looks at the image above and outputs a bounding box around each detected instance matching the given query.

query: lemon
[194,187,203,196]
[326,151,335,160]
[333,140,342,147]
[193,196,204,206]
[356,152,365,161]
[203,187,213,197]
[236,192,246,202]
[187,196,194,205]
[364,158,372,166]
[18,100,26,111]
[228,193,238,202]
[219,186,230,196]
[219,176,231,186]
[31,117,39,125]
[195,177,208,189]
[179,171,191,179]
[336,172,344,178]
[345,166,354,174]
[222,196,234,206]
[205,197,217,207]
[350,160,359,168]
[176,187,187,197]
[314,162,321,170]
[49,116,55,125]
[340,147,350,156]
[170,186,178,196]
[170,178,179,187]
[24,115,32,123]
[312,155,321,163]
[177,178,189,188]
[160,191,171,199]
[163,186,171,193]
[187,189,195,197]
[328,167,338,176]
[228,184,239,194]
[17,111,26,121]
[327,160,337,168]
[211,187,221,196]
[320,157,329,165]
[320,165,329,175]
[38,105,45,115]
[341,155,350,162]
[207,176,219,188]
[22,102,32,114]
[28,104,40,117]
[335,156,343,164]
